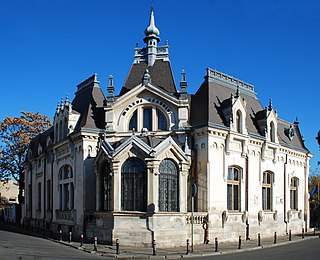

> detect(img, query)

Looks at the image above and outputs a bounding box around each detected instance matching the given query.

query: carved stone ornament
[258,210,264,223]
[242,210,249,223]
[222,210,228,224]
[273,210,278,221]
[285,125,295,141]
[298,210,303,220]
[287,210,292,222]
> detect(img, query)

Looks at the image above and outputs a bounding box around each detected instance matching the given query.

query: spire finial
[106,75,115,104]
[235,85,240,98]
[268,98,273,111]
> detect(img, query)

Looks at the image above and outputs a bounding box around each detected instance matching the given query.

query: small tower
[143,8,160,66]
[107,75,115,103]
[179,69,188,99]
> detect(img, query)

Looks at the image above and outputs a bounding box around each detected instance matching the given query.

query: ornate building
[23,9,311,247]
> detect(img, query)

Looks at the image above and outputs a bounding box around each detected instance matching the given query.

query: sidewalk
[56,231,319,259]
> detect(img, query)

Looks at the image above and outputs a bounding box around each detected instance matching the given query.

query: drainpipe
[284,154,288,234]
[245,155,249,240]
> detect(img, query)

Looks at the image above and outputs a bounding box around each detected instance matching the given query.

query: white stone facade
[23,9,311,247]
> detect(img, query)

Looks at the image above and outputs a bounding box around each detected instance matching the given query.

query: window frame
[290,177,299,210]
[158,159,179,212]
[227,166,241,212]
[262,171,273,211]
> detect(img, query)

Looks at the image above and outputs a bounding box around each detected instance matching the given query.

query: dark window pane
[157,109,167,130]
[234,168,239,181]
[267,188,271,210]
[129,111,137,130]
[143,108,152,130]
[227,184,232,210]
[227,168,232,180]
[262,187,266,210]
[233,185,239,210]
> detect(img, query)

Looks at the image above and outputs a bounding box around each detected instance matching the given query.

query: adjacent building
[23,9,311,247]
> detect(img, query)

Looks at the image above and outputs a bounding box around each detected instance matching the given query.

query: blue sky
[1,0,320,170]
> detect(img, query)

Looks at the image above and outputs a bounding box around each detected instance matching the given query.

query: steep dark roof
[120,60,177,96]
[190,79,264,135]
[278,120,308,151]
[72,79,105,130]
[190,76,308,151]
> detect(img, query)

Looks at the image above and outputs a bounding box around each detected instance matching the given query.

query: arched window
[227,166,241,211]
[159,159,179,212]
[121,158,147,211]
[270,121,275,142]
[236,110,242,133]
[157,109,167,130]
[128,106,168,131]
[129,110,137,130]
[262,171,273,211]
[290,177,299,210]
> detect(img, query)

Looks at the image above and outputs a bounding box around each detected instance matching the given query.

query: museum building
[23,9,311,247]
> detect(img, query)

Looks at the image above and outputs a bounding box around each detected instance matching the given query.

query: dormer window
[236,110,242,133]
[270,121,275,142]
[128,106,168,131]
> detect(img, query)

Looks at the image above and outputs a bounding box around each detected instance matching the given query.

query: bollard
[186,239,190,255]
[116,239,120,255]
[93,236,98,251]
[314,228,316,236]
[59,230,62,242]
[152,239,156,256]
[274,232,277,244]
[258,233,261,246]
[302,228,304,239]
[289,230,292,241]
[80,234,84,247]
[238,236,241,249]
[69,231,72,244]
[215,237,218,252]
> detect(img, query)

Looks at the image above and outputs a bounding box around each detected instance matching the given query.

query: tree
[0,111,52,209]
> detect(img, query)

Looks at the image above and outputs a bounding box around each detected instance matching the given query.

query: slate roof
[120,60,177,96]
[72,79,106,130]
[190,75,308,152]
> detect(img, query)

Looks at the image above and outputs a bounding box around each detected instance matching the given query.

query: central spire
[143,8,160,66]
[144,8,160,37]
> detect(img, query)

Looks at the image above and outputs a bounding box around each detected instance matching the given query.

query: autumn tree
[0,111,52,208]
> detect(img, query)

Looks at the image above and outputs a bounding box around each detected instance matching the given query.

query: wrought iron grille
[159,159,179,212]
[121,158,147,211]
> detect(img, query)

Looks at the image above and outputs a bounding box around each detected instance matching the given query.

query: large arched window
[159,159,179,212]
[262,171,273,211]
[227,166,241,211]
[121,158,147,211]
[128,107,168,131]
[290,177,299,210]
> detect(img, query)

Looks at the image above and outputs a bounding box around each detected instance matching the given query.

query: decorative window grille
[121,158,147,211]
[159,159,179,212]
[227,166,241,211]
